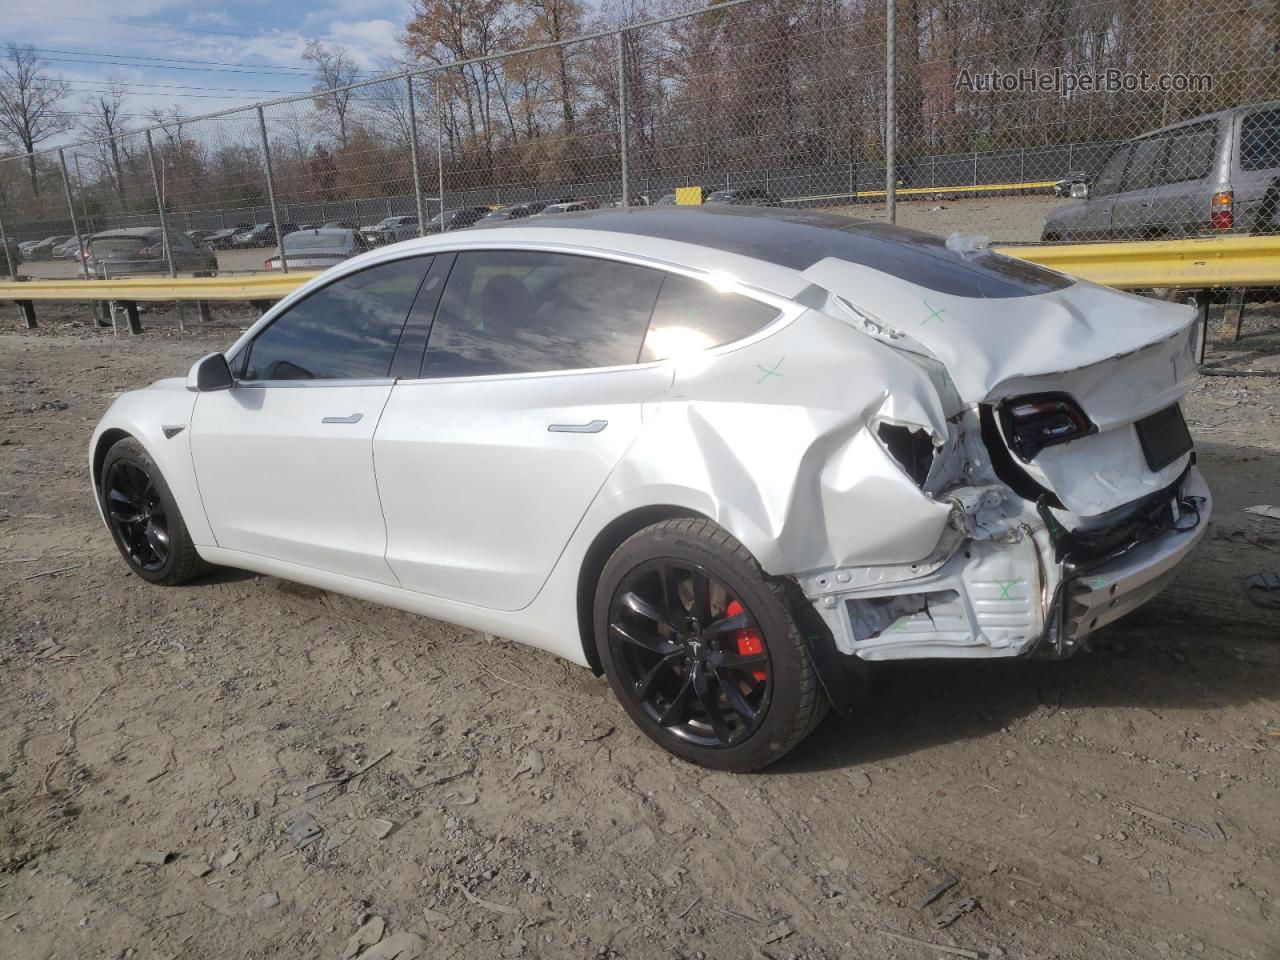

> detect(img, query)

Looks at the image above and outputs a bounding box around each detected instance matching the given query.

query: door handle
[321,413,363,424]
[548,419,607,434]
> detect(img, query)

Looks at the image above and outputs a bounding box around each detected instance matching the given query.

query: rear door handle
[321,413,363,424]
[548,419,607,434]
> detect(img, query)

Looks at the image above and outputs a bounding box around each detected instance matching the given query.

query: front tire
[594,518,827,772]
[100,437,207,585]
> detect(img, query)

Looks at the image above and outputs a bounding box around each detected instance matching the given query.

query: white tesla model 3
[90,207,1210,771]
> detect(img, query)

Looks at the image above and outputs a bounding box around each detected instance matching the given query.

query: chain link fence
[1,0,1278,281]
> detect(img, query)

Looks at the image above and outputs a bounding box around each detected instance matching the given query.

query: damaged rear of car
[578,208,1209,761]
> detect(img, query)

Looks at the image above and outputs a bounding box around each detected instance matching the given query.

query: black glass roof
[481,205,1071,299]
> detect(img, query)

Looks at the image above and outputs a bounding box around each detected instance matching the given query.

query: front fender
[89,380,214,546]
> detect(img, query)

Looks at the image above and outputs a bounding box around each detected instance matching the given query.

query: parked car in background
[538,201,592,215]
[91,205,1209,772]
[232,222,299,248]
[1051,171,1088,198]
[483,202,548,221]
[186,229,216,245]
[19,239,41,256]
[265,228,370,270]
[362,216,420,246]
[323,219,358,229]
[208,225,252,249]
[609,195,652,207]
[82,228,218,275]
[1043,99,1280,241]
[24,235,71,260]
[707,188,781,206]
[422,207,490,234]
[54,235,92,258]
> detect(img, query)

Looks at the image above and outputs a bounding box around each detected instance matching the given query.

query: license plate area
[1135,404,1192,470]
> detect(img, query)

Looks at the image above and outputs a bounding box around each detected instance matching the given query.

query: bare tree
[0,43,73,196]
[304,40,360,149]
[82,78,131,206]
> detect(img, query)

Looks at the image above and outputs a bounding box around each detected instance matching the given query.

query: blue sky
[3,0,416,139]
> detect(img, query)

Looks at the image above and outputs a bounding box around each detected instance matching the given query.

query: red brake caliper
[725,600,767,683]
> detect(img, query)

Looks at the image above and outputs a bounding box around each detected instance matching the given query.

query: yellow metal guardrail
[995,235,1280,290]
[0,270,320,302]
[787,180,1059,204]
[2,236,1277,312]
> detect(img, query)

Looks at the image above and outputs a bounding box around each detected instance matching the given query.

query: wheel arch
[574,504,708,674]
[92,427,134,493]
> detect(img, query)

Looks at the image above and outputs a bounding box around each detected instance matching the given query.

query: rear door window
[1163,121,1218,183]
[421,250,663,377]
[640,273,780,361]
[1240,109,1280,172]
[242,257,431,381]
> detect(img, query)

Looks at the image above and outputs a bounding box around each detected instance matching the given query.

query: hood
[802,255,1197,406]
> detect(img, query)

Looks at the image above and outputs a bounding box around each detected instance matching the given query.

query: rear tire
[594,518,827,772]
[100,437,208,586]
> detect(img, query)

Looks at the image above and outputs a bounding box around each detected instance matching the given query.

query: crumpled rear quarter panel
[621,308,953,576]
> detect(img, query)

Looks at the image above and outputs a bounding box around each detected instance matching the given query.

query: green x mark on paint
[756,355,785,384]
[994,577,1023,599]
[922,299,946,324]
[1088,575,1107,588]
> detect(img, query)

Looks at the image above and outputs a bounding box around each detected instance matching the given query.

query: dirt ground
[1,298,1278,960]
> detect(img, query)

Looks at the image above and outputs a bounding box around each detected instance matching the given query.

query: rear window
[1240,109,1280,171]
[92,236,154,257]
[283,232,348,251]
[640,273,780,361]
[422,250,663,377]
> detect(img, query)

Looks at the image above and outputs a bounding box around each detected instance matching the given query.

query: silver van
[1042,100,1280,241]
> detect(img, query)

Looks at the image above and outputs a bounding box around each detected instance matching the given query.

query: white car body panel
[377,364,672,611]
[90,208,1211,672]
[189,383,399,584]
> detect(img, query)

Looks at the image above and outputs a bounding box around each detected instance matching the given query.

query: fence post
[58,150,90,281]
[407,75,427,236]
[616,31,629,207]
[256,105,287,273]
[144,132,177,280]
[885,0,896,224]
[436,75,447,231]
[0,207,16,281]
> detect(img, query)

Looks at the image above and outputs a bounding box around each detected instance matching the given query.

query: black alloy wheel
[105,459,170,572]
[606,559,772,748]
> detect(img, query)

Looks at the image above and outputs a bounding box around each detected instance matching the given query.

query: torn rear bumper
[1058,467,1211,647]
[801,467,1210,661]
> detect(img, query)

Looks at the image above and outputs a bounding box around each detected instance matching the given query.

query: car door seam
[370,383,405,589]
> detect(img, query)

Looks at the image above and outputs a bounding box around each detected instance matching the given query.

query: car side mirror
[187,352,233,392]
[1070,182,1090,199]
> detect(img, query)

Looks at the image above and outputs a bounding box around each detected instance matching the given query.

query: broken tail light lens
[1210,191,1233,229]
[999,393,1096,461]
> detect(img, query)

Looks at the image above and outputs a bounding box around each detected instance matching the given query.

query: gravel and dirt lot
[1,299,1278,960]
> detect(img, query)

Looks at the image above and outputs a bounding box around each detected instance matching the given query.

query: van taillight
[999,394,1096,461]
[1210,191,1233,229]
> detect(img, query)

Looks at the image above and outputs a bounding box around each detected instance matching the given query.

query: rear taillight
[999,393,1096,461]
[1210,190,1233,229]
[265,258,274,270]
